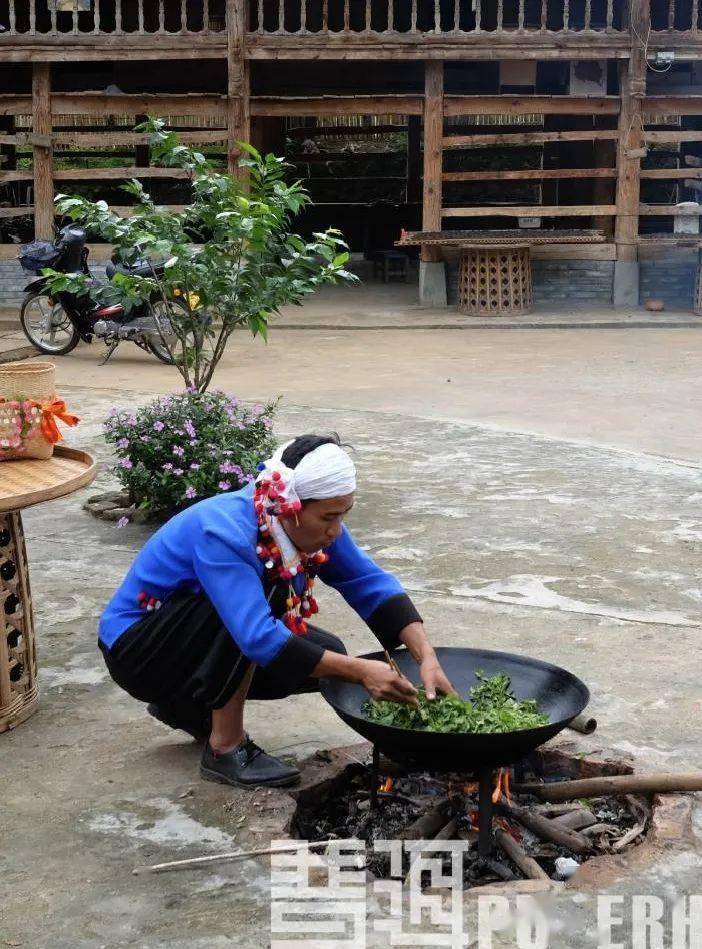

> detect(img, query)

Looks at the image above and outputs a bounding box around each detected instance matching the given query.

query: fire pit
[319,646,590,858]
[290,742,653,890]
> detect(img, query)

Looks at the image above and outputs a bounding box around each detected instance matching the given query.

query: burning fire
[492,768,512,804]
[378,777,394,793]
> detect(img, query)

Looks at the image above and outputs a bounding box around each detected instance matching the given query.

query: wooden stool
[457,244,532,316]
[372,250,409,283]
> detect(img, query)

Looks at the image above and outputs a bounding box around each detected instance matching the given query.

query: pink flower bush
[103,390,277,520]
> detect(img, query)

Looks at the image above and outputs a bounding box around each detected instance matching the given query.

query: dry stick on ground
[532,802,587,818]
[401,798,450,840]
[133,839,332,875]
[612,821,647,852]
[514,773,702,803]
[581,823,620,838]
[552,808,598,831]
[495,829,550,881]
[433,816,460,840]
[497,800,593,856]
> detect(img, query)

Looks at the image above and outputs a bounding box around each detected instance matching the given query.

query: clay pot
[645,299,665,312]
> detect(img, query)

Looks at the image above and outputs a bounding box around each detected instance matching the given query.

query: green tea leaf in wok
[363,670,549,734]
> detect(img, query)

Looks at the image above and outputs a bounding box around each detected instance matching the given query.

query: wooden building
[2,0,702,307]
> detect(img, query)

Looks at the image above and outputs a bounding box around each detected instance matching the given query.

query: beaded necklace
[254,472,328,635]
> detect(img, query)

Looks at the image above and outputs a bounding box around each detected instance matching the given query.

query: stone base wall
[446,259,615,308]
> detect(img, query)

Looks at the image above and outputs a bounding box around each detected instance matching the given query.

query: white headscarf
[256,440,356,513]
[255,439,357,568]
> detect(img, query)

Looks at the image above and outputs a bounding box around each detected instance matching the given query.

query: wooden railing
[1,0,225,35]
[651,0,701,30]
[249,0,625,34]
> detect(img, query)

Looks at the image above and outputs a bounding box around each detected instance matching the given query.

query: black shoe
[147,703,211,742]
[200,734,301,789]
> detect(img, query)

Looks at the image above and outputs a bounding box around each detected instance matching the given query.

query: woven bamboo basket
[0,362,56,461]
[694,252,702,316]
[0,362,56,402]
[457,245,533,317]
[0,512,38,732]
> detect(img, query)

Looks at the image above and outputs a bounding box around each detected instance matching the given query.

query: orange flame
[378,777,394,793]
[491,769,512,805]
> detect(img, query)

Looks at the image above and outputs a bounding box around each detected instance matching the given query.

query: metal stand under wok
[369,743,496,857]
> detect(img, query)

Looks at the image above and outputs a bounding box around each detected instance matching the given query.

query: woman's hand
[419,655,456,700]
[360,659,419,704]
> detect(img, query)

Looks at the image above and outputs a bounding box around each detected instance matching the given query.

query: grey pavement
[1,292,702,947]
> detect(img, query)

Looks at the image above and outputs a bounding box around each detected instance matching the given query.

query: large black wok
[320,646,590,771]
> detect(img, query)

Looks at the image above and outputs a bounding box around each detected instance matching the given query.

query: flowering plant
[46,120,356,393]
[104,390,278,519]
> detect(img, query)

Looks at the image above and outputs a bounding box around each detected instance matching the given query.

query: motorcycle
[17,225,193,364]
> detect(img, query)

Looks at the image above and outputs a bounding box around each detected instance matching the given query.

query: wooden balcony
[0,0,228,60]
[246,0,634,58]
[1,0,632,61]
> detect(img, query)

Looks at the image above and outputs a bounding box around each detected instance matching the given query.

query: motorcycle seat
[106,259,165,279]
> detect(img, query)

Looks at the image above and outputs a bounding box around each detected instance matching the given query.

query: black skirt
[99,588,347,726]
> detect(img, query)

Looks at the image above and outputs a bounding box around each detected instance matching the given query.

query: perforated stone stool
[457,244,533,316]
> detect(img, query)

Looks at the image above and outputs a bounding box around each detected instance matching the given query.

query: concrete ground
[2,285,702,947]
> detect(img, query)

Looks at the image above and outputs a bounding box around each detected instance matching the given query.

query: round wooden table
[0,446,96,732]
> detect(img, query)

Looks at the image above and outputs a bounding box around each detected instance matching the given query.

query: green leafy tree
[44,118,356,391]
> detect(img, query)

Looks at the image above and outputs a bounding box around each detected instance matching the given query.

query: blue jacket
[99,484,420,670]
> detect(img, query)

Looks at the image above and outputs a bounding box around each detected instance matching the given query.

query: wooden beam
[32,64,53,241]
[0,207,34,219]
[53,167,193,181]
[640,168,702,179]
[443,168,617,181]
[0,170,33,183]
[0,97,33,116]
[111,205,188,216]
[442,205,617,217]
[444,95,620,116]
[645,130,702,143]
[532,243,617,260]
[250,96,423,117]
[644,96,702,115]
[50,93,227,117]
[286,123,407,136]
[245,33,632,61]
[639,204,701,214]
[615,0,649,264]
[423,62,444,233]
[443,130,620,148]
[227,0,250,172]
[51,130,228,147]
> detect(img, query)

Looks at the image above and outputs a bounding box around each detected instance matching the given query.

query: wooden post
[32,64,53,241]
[406,114,422,205]
[422,61,443,233]
[227,0,250,174]
[614,0,649,266]
[135,114,149,168]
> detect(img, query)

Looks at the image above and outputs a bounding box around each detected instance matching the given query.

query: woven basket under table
[457,245,533,317]
[0,513,38,732]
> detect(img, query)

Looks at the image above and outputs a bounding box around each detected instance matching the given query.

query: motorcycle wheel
[146,298,196,365]
[20,293,81,356]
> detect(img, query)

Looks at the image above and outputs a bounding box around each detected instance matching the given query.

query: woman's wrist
[311,649,367,683]
[398,621,436,663]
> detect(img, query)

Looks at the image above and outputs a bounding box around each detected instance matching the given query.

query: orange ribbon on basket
[35,399,80,444]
